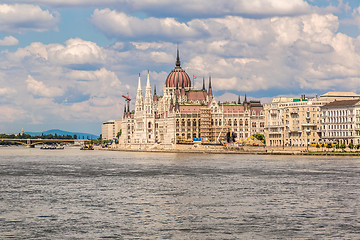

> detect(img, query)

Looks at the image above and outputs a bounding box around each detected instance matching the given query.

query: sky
[1,0,360,135]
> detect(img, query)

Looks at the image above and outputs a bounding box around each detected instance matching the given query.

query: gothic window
[182,119,185,127]
[176,119,179,127]
[193,119,197,127]
[148,122,151,128]
[187,119,191,127]
[234,119,237,126]
[252,122,256,127]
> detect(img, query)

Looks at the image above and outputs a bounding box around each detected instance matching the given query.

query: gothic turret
[135,73,143,114]
[208,76,213,97]
[144,70,153,114]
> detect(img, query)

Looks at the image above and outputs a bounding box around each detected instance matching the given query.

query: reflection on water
[0,147,359,239]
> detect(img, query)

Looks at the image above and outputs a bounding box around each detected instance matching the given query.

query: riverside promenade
[99,144,360,156]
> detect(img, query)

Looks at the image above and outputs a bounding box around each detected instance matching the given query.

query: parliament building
[119,50,265,145]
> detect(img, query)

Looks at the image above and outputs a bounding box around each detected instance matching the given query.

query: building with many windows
[102,120,122,141]
[321,99,360,145]
[264,92,360,147]
[119,50,265,145]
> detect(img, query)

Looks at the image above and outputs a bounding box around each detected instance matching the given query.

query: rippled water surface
[0,147,359,239]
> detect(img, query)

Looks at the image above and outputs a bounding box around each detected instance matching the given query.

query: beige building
[264,92,360,147]
[102,120,122,141]
[321,99,360,145]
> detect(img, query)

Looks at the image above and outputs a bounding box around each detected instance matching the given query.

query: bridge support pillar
[26,139,34,148]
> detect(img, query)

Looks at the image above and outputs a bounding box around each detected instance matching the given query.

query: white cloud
[8,38,105,67]
[0,36,19,46]
[13,0,312,17]
[67,68,123,98]
[0,87,16,96]
[0,4,58,33]
[91,9,198,40]
[0,106,27,122]
[26,75,64,97]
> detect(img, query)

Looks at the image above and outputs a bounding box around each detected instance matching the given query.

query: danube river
[0,147,359,239]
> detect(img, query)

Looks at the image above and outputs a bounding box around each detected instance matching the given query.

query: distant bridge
[0,139,90,147]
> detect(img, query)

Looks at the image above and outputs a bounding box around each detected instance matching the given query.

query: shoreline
[99,145,360,157]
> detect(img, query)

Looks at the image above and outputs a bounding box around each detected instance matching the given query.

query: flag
[193,75,197,79]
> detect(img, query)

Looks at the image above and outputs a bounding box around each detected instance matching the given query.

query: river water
[0,147,359,239]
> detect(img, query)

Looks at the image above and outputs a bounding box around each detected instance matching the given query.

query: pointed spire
[154,85,156,95]
[137,73,141,90]
[208,76,212,96]
[244,93,247,103]
[146,70,150,88]
[202,77,205,91]
[237,95,241,104]
[176,45,181,67]
[124,103,127,113]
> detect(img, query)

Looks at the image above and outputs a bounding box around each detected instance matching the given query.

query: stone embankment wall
[97,143,360,156]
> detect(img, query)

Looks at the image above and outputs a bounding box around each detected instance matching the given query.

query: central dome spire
[165,47,191,88]
[176,46,181,67]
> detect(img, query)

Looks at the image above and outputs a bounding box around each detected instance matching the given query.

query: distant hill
[26,129,99,140]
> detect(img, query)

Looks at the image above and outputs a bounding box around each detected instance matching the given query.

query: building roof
[323,99,360,107]
[186,90,207,102]
[320,92,360,97]
[165,49,191,88]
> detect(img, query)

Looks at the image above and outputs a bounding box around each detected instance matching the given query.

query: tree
[348,142,354,149]
[116,130,122,138]
[340,143,346,151]
[326,143,333,149]
[316,144,320,149]
[253,133,265,142]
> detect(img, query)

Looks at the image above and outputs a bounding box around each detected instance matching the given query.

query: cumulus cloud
[8,38,105,69]
[0,36,19,46]
[26,75,64,97]
[0,4,58,33]
[91,9,198,40]
[0,106,27,122]
[12,0,312,18]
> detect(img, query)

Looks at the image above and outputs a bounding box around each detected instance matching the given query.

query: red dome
[165,48,191,88]
[165,66,191,88]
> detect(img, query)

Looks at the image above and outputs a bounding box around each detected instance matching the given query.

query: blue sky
[1,0,360,135]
